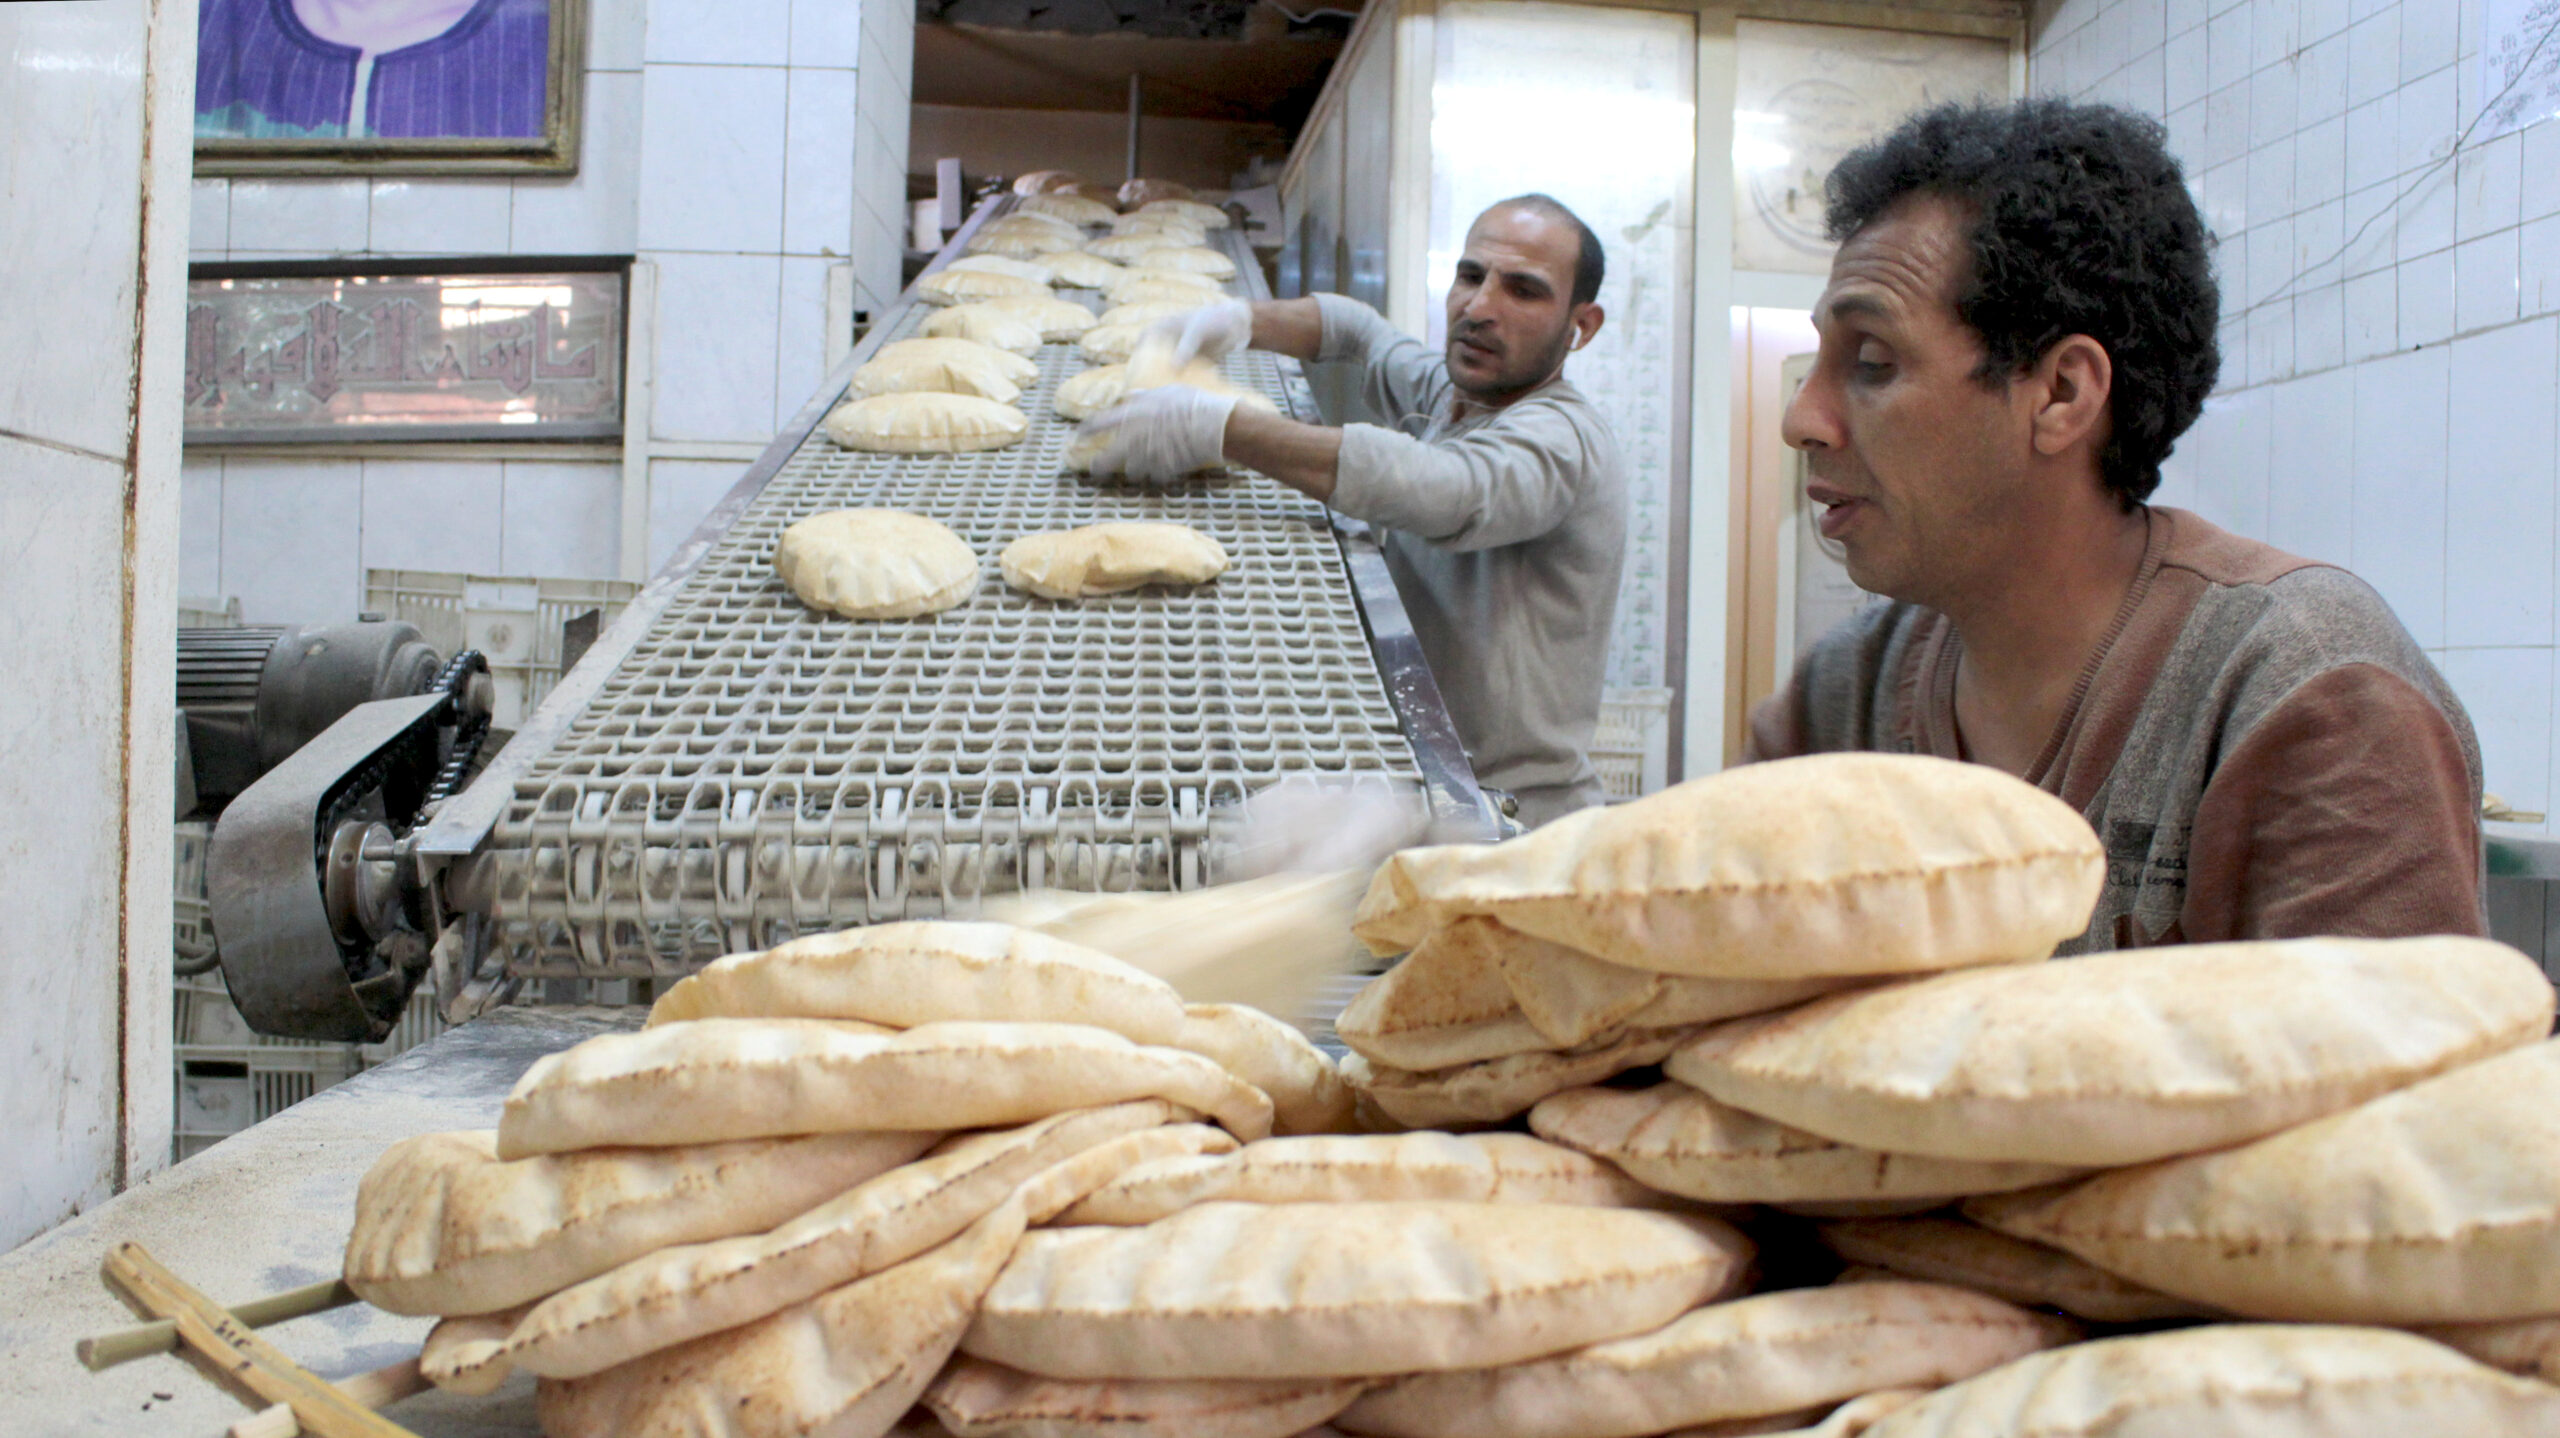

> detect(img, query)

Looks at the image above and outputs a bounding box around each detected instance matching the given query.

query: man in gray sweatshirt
[1075,195,1629,827]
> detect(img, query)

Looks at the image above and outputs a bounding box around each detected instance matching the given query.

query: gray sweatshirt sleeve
[1314,292,1447,423]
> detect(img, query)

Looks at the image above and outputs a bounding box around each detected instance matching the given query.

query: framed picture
[194,0,586,176]
[183,257,627,444]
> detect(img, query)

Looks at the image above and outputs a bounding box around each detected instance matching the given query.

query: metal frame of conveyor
[415,194,1494,983]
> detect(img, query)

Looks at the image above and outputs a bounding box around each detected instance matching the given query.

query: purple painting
[197,0,552,141]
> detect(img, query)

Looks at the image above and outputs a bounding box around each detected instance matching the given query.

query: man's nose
[1781,366,1838,451]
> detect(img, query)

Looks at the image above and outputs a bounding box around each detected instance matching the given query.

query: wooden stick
[227,1359,427,1438]
[98,1243,420,1438]
[76,1275,356,1371]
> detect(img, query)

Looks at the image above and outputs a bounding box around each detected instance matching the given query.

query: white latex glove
[1074,383,1239,485]
[1139,298,1255,367]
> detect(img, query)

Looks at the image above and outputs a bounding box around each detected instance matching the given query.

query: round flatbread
[1134,246,1240,280]
[1001,522,1229,600]
[345,1128,935,1318]
[822,392,1028,454]
[1087,231,1193,263]
[921,304,1048,355]
[1138,198,1231,230]
[1351,752,2104,978]
[1528,1082,2083,1207]
[1344,1027,1696,1130]
[1336,1282,2072,1438]
[1968,1036,2560,1324]
[982,293,1099,341]
[877,336,1038,386]
[967,1201,1752,1380]
[1814,1214,2213,1323]
[928,1358,1362,1438]
[1039,251,1131,289]
[1016,193,1117,226]
[1055,1131,1669,1226]
[847,349,1023,405]
[949,254,1054,282]
[1119,177,1195,206]
[775,508,979,619]
[1852,1323,2560,1437]
[919,268,1050,306]
[1671,935,2554,1167]
[1108,273,1225,307]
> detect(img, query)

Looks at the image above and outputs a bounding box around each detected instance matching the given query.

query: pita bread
[1001,523,1229,600]
[1527,1082,2082,1206]
[927,1358,1362,1438]
[1014,170,1088,196]
[1052,364,1132,422]
[1109,214,1208,243]
[1334,928,1552,1072]
[1055,1131,1669,1225]
[1813,1215,2213,1323]
[983,293,1100,341]
[950,254,1054,282]
[419,1302,531,1395]
[1853,1323,2560,1437]
[823,392,1029,454]
[1087,232,1192,263]
[981,871,1370,1027]
[535,1124,1169,1438]
[776,509,979,619]
[1094,301,1198,332]
[1969,1037,2560,1324]
[1038,251,1131,289]
[495,1019,1274,1157]
[1337,1282,2069,1438]
[968,1201,1752,1380]
[1134,247,1240,280]
[1351,753,2104,977]
[981,211,1085,239]
[1119,178,1195,206]
[1672,936,2554,1167]
[968,227,1086,260]
[1337,918,1853,1072]
[920,268,1050,306]
[848,350,1024,405]
[647,921,1192,1044]
[1107,274,1225,307]
[1669,1390,1929,1438]
[1138,198,1231,230]
[921,304,1048,355]
[1016,193,1117,226]
[1343,1026,1695,1130]
[1077,324,1147,366]
[2416,1315,2560,1383]
[878,337,1038,387]
[500,1113,1229,1381]
[345,1128,936,1317]
[1166,1004,1355,1137]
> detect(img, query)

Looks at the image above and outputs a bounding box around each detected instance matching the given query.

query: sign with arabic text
[184,266,623,444]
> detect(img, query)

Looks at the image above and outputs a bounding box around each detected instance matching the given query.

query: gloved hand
[1219,774,1443,881]
[1072,383,1239,485]
[1139,298,1255,367]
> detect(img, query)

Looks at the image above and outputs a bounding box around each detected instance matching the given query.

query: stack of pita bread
[1326,750,2560,1433]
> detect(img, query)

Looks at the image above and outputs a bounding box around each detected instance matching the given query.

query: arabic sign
[184,268,623,443]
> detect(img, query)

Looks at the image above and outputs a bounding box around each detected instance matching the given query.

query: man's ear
[2031,334,2112,458]
[1568,302,1605,351]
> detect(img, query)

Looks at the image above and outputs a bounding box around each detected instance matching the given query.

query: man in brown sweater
[1748,98,2485,951]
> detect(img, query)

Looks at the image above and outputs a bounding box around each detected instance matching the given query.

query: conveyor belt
[421,198,1488,980]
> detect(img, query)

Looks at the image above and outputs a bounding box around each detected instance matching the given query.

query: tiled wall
[184,0,911,623]
[2035,0,2560,836]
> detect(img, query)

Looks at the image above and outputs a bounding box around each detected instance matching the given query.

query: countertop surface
[0,1006,641,1437]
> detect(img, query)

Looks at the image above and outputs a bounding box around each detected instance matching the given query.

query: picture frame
[183,256,628,445]
[193,0,587,177]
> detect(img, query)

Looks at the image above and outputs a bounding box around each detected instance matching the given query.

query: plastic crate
[174,973,334,1048]
[363,569,639,728]
[174,1043,363,1159]
[178,595,242,629]
[1592,687,1674,801]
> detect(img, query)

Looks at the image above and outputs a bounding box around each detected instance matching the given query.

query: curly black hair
[1824,98,2220,508]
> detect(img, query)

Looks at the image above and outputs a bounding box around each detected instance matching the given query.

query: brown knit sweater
[1745,507,2486,951]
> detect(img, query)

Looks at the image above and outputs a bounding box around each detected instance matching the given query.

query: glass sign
[184,267,625,444]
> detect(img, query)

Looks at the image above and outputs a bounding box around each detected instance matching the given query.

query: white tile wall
[182,0,914,602]
[648,457,747,570]
[2037,0,2560,826]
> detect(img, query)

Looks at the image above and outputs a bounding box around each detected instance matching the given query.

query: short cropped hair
[1486,193,1606,307]
[1824,99,2221,508]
